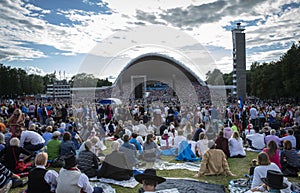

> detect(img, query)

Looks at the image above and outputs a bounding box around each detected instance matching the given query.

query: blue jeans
[24,142,44,151]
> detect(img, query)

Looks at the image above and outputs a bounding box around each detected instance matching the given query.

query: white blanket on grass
[153,160,200,172]
[94,177,139,188]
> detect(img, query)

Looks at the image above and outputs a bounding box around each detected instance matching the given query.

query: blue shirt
[129,138,142,154]
[42,132,53,145]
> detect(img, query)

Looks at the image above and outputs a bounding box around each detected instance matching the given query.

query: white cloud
[25,66,46,75]
[0,0,299,75]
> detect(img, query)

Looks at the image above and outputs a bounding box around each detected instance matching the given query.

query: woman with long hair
[262,140,281,169]
[280,140,300,176]
[195,133,209,159]
[228,131,246,158]
[143,134,160,163]
[251,152,281,190]
[183,121,193,138]
[7,109,25,137]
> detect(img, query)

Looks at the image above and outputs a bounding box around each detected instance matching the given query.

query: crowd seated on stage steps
[0,98,300,192]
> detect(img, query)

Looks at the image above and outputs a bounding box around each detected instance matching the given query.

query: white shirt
[250,107,258,119]
[36,165,58,192]
[246,133,265,150]
[78,172,94,193]
[136,124,148,137]
[20,130,45,147]
[280,135,296,148]
[251,163,281,189]
[228,137,246,157]
[173,136,186,148]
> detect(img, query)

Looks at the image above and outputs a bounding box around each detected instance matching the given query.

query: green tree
[97,78,112,87]
[70,73,98,87]
[206,69,224,85]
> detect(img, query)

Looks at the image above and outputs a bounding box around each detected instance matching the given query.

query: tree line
[206,42,300,100]
[1,42,299,99]
[0,65,112,98]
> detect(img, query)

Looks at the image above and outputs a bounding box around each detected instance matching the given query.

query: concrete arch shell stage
[111,53,209,104]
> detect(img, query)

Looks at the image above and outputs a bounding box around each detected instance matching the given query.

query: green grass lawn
[9,151,300,193]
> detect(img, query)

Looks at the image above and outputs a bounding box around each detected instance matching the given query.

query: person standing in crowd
[7,109,25,137]
[105,104,113,124]
[27,152,58,193]
[56,154,103,193]
[249,105,258,127]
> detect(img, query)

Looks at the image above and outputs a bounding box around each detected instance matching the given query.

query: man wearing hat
[134,168,166,193]
[56,153,103,193]
[251,170,289,192]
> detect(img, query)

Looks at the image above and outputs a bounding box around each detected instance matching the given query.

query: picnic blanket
[96,177,139,188]
[156,178,225,193]
[89,181,116,193]
[153,160,200,172]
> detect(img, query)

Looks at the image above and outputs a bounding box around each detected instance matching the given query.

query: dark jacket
[59,140,76,156]
[97,151,132,181]
[27,167,51,193]
[215,136,230,158]
[0,146,32,172]
[77,150,99,178]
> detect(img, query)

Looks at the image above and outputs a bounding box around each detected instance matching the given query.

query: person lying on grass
[194,140,236,177]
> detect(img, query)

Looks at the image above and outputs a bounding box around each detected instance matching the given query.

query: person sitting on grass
[56,153,103,193]
[194,141,236,177]
[0,162,21,193]
[260,170,288,193]
[134,168,166,193]
[97,141,133,181]
[251,152,281,190]
[27,152,58,193]
[46,131,61,162]
[280,140,300,177]
[77,140,100,178]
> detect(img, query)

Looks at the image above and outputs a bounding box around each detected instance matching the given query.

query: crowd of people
[0,97,299,192]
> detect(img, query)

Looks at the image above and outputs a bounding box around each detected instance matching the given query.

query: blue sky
[0,0,299,80]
